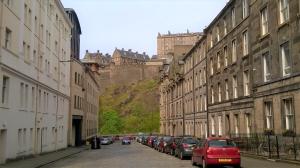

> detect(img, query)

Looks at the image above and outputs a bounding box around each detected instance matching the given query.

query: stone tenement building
[0,0,72,163]
[160,0,300,138]
[65,9,99,147]
[157,31,202,60]
[82,48,163,93]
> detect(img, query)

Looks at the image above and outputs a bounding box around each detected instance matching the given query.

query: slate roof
[115,48,150,61]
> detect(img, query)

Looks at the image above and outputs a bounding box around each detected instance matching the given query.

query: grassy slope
[99,79,160,134]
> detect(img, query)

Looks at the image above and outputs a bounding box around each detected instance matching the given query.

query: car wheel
[180,152,184,160]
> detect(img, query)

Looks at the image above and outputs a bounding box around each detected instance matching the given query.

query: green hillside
[99,79,160,135]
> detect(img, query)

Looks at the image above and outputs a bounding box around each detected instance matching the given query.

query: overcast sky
[61,0,228,58]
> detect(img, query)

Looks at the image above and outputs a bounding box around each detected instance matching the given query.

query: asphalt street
[41,141,300,168]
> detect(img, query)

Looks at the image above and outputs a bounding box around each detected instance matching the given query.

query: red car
[192,137,241,168]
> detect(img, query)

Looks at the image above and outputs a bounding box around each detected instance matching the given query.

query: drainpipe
[192,54,196,137]
[181,79,185,136]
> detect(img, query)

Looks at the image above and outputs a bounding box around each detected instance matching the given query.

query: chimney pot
[86,50,89,53]
[97,50,99,53]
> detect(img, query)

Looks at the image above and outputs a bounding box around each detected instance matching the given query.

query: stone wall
[98,64,161,93]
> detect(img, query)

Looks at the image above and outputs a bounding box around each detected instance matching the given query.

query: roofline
[65,8,82,34]
[182,35,206,61]
[55,0,73,28]
[204,0,234,33]
[158,32,203,38]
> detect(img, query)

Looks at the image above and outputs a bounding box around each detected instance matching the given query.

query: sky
[61,0,229,58]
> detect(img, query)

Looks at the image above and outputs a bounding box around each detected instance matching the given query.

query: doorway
[72,116,82,146]
[0,130,7,164]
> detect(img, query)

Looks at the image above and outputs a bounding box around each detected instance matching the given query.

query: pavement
[0,146,89,168]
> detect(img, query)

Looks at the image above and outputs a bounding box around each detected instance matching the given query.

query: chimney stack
[97,50,100,53]
[143,52,146,55]
[129,49,132,52]
[86,50,89,53]
[122,48,124,51]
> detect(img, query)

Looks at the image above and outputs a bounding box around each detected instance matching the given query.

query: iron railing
[231,134,300,161]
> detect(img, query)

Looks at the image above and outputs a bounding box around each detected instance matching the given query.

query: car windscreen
[208,139,236,147]
[183,138,198,144]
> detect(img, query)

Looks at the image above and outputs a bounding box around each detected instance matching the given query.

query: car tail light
[182,143,189,148]
[206,147,212,154]
[164,142,167,146]
[237,149,240,154]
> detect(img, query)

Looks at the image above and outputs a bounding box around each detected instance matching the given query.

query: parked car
[137,136,143,143]
[122,136,131,145]
[115,135,120,141]
[158,136,172,153]
[147,136,157,148]
[191,138,241,168]
[175,137,198,160]
[153,136,162,150]
[107,136,114,144]
[164,137,181,155]
[141,136,149,145]
[100,137,111,145]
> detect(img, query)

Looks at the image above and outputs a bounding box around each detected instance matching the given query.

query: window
[28,9,32,27]
[234,114,239,135]
[261,8,268,36]
[281,42,291,76]
[210,32,213,48]
[279,0,289,24]
[2,76,9,104]
[224,19,227,35]
[218,116,222,136]
[245,114,251,135]
[33,50,37,65]
[20,83,24,108]
[216,26,220,42]
[224,46,228,67]
[263,52,271,82]
[34,16,38,33]
[232,40,237,63]
[200,95,203,111]
[5,28,12,49]
[25,84,28,108]
[31,87,35,110]
[210,58,214,75]
[233,75,238,99]
[265,101,273,129]
[204,95,207,111]
[225,79,229,100]
[243,30,249,56]
[211,86,214,104]
[24,4,28,25]
[211,116,215,135]
[18,129,22,152]
[282,98,294,130]
[243,70,250,96]
[217,52,221,69]
[218,83,221,102]
[231,8,236,27]
[40,24,44,40]
[242,0,249,19]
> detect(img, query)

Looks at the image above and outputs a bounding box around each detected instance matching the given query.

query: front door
[0,130,7,164]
